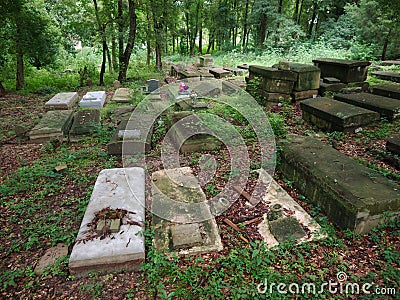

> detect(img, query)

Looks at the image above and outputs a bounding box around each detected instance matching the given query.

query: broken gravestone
[69,167,145,276]
[112,88,132,103]
[69,109,101,141]
[79,91,107,109]
[34,243,69,275]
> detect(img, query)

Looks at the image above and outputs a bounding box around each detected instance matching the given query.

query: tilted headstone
[147,79,159,93]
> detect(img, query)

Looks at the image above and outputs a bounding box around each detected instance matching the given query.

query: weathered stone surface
[151,167,222,255]
[372,84,400,100]
[291,90,318,101]
[249,65,297,81]
[171,223,203,249]
[275,62,321,91]
[45,92,79,110]
[179,70,201,79]
[110,106,135,123]
[319,81,346,95]
[107,115,153,156]
[387,134,400,155]
[112,88,131,103]
[279,135,400,233]
[69,167,145,277]
[371,71,400,83]
[209,68,230,79]
[237,64,249,70]
[334,92,400,120]
[79,91,106,109]
[269,217,307,243]
[381,60,400,66]
[223,67,246,76]
[222,80,244,95]
[29,110,73,143]
[193,81,221,97]
[323,77,340,84]
[199,54,214,67]
[257,169,323,248]
[301,97,379,132]
[34,243,68,275]
[69,110,101,141]
[313,58,370,83]
[171,64,184,77]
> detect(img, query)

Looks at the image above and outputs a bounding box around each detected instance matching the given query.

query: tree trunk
[118,0,137,82]
[242,0,249,48]
[381,28,392,61]
[111,24,118,72]
[118,0,124,72]
[293,0,300,23]
[0,81,6,96]
[16,46,24,90]
[297,0,303,25]
[146,2,152,66]
[199,22,203,54]
[308,2,318,38]
[260,13,267,49]
[93,0,106,85]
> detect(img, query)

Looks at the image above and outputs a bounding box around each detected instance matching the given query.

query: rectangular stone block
[301,97,379,132]
[381,60,400,66]
[291,90,318,102]
[313,58,371,83]
[334,93,400,120]
[107,115,153,156]
[249,65,297,81]
[79,91,106,109]
[45,92,79,110]
[179,70,201,79]
[69,110,101,141]
[112,88,131,103]
[275,62,321,91]
[371,71,400,83]
[237,64,249,70]
[209,68,230,79]
[372,84,400,100]
[199,54,214,67]
[223,67,246,76]
[318,81,346,95]
[323,77,341,84]
[29,110,74,143]
[279,135,400,233]
[387,134,400,155]
[69,167,145,277]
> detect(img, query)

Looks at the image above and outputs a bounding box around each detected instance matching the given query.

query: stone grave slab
[319,81,346,95]
[28,110,74,143]
[223,67,246,76]
[248,65,296,94]
[209,68,230,79]
[372,84,400,100]
[192,81,221,97]
[334,93,400,120]
[371,71,400,83]
[151,167,223,255]
[45,92,79,110]
[110,106,135,123]
[257,169,324,248]
[79,91,106,109]
[147,79,159,92]
[279,135,400,234]
[237,64,249,70]
[301,97,379,132]
[249,65,297,82]
[177,98,209,111]
[199,54,214,67]
[257,91,292,103]
[34,243,68,275]
[179,70,201,79]
[107,115,153,156]
[386,134,400,155]
[69,167,145,276]
[167,112,221,152]
[313,58,370,83]
[291,89,318,101]
[112,88,131,103]
[274,62,320,91]
[69,109,101,141]
[381,60,400,66]
[323,77,340,84]
[171,64,184,77]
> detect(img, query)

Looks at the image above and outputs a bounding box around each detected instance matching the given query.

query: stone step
[279,135,400,233]
[69,167,145,277]
[334,92,400,120]
[28,110,74,143]
[313,58,370,83]
[69,110,101,141]
[112,88,131,103]
[387,134,400,155]
[151,167,222,255]
[372,84,400,100]
[45,92,79,110]
[301,97,379,132]
[371,71,400,83]
[79,91,107,109]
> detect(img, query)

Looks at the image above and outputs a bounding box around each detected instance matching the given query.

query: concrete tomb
[313,58,370,83]
[279,135,400,234]
[372,84,400,100]
[69,109,101,141]
[45,92,79,110]
[301,97,379,132]
[69,167,145,276]
[28,110,74,143]
[79,91,106,109]
[112,88,131,103]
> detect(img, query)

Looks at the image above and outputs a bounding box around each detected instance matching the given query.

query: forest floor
[0,81,399,299]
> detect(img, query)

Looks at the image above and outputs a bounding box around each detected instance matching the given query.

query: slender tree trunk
[259,13,267,49]
[118,0,124,72]
[111,26,118,72]
[308,2,318,38]
[242,0,249,48]
[119,0,137,81]
[15,22,24,90]
[146,2,152,66]
[199,21,203,54]
[93,0,106,85]
[106,43,112,73]
[297,0,303,25]
[0,81,5,97]
[381,28,392,61]
[293,0,300,23]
